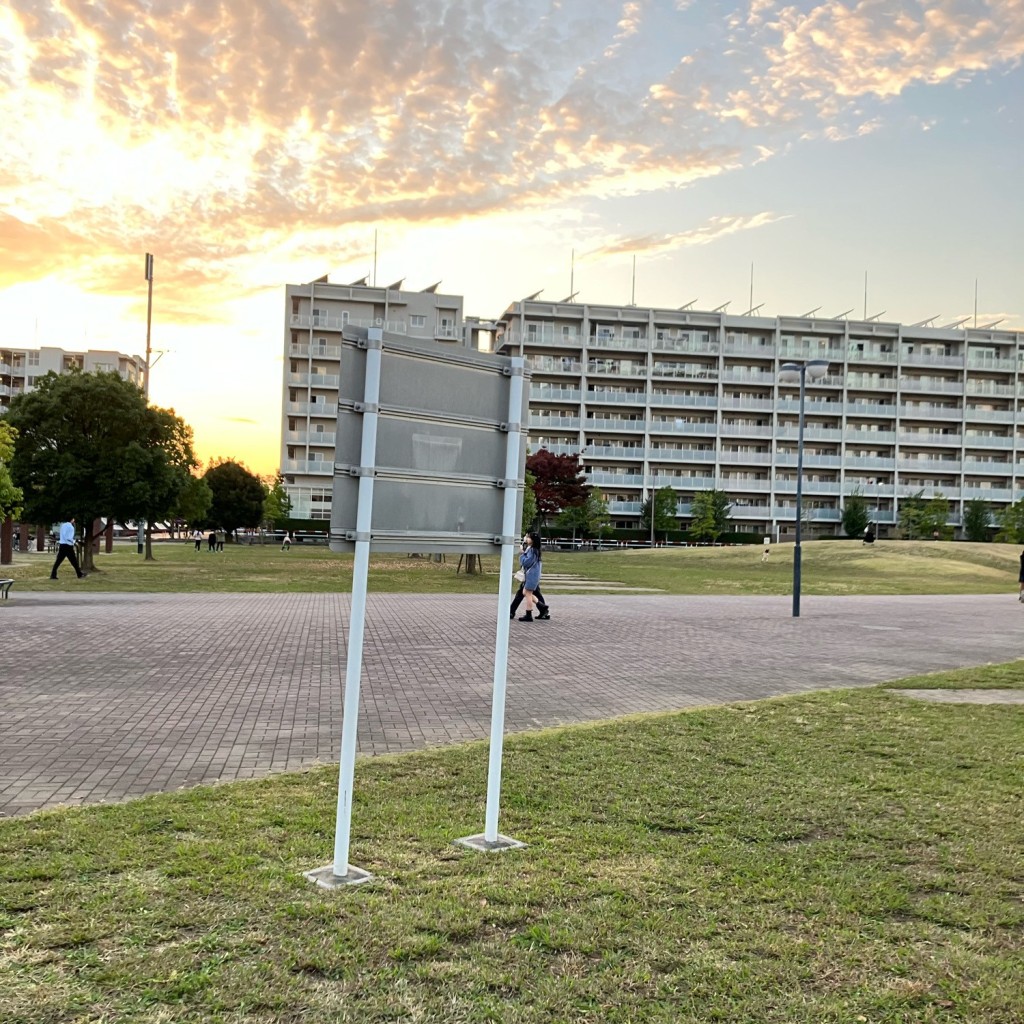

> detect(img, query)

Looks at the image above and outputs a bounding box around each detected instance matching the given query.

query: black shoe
[77,573,86,578]
[518,613,533,622]
[49,576,57,580]
[536,612,550,620]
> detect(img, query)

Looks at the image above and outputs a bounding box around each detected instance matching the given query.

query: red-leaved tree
[526,450,589,524]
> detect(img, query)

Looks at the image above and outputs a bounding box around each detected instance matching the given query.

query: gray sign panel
[330,329,530,554]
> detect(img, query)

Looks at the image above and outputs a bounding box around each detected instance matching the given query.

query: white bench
[0,579,13,600]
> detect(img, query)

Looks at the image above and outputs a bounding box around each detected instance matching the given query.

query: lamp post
[778,359,829,617]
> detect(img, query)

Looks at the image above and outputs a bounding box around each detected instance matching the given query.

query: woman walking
[516,532,543,622]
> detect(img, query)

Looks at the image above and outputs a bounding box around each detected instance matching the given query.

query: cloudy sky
[2,0,1022,473]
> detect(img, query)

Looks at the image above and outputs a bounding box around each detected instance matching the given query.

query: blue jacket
[519,547,542,590]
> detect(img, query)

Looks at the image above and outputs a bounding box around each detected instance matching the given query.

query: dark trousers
[195,539,201,551]
[51,544,83,578]
[510,583,548,617]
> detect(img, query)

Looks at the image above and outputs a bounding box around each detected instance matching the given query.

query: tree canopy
[0,421,23,522]
[899,491,951,540]
[841,488,870,539]
[962,499,992,543]
[6,370,195,569]
[525,450,588,520]
[557,489,612,541]
[203,460,265,535]
[640,486,677,541]
[994,499,1024,544]
[262,473,293,528]
[689,489,732,543]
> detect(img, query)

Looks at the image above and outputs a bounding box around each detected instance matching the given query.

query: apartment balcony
[870,511,897,523]
[897,378,964,394]
[284,459,333,475]
[966,381,1015,396]
[288,372,340,388]
[963,435,1015,449]
[530,415,581,429]
[657,475,716,489]
[585,389,645,405]
[586,363,648,378]
[720,370,776,385]
[844,457,896,470]
[0,362,11,375]
[588,335,647,351]
[719,451,772,464]
[348,317,408,334]
[648,421,718,435]
[291,313,347,331]
[846,376,898,391]
[285,431,337,446]
[0,383,11,397]
[900,352,964,368]
[897,432,962,446]
[897,459,962,473]
[530,357,584,374]
[719,424,774,437]
[650,364,716,380]
[845,429,896,443]
[530,385,582,402]
[963,461,1013,475]
[652,338,719,355]
[729,504,771,519]
[966,356,1016,371]
[608,501,643,514]
[290,343,342,359]
[648,392,717,407]
[722,340,777,358]
[898,404,963,421]
[649,448,718,462]
[285,401,336,416]
[776,454,843,468]
[776,398,844,415]
[777,427,843,442]
[577,444,641,459]
[720,396,775,412]
[964,407,1015,422]
[720,479,773,491]
[846,348,898,364]
[962,486,1014,500]
[844,401,899,417]
[584,417,645,433]
[776,346,844,363]
[586,472,645,487]
[773,479,841,494]
[842,481,896,497]
[770,506,842,521]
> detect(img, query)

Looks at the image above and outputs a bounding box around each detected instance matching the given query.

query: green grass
[1,665,1022,1023]
[7,538,1023,595]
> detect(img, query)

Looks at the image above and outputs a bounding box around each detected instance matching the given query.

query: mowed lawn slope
[6,538,1021,595]
[1,665,1021,1023]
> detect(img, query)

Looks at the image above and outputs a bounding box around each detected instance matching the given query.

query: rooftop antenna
[973,278,978,329]
[570,248,575,299]
[941,316,970,330]
[372,229,378,287]
[863,271,868,320]
[559,292,579,304]
[749,262,754,313]
[831,308,854,320]
[865,311,886,321]
[678,299,698,310]
[742,303,764,316]
[630,254,636,306]
[911,315,939,327]
[712,301,730,313]
[799,307,821,318]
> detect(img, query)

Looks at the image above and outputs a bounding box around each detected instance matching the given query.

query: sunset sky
[2,1,1022,475]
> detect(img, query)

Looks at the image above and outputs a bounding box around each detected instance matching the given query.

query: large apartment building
[0,347,143,413]
[491,300,1024,538]
[282,278,466,519]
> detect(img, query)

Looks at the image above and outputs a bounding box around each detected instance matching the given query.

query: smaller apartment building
[282,279,466,520]
[492,300,1024,538]
[0,347,143,413]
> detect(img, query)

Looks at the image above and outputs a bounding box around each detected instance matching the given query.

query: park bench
[0,579,14,600]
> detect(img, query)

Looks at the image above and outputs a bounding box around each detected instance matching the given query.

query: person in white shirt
[281,532,292,551]
[50,518,85,580]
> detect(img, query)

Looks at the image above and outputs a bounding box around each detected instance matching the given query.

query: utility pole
[139,253,154,555]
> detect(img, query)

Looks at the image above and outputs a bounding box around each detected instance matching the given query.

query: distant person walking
[193,530,203,552]
[216,529,225,552]
[49,518,85,580]
[1018,549,1024,604]
[510,580,549,620]
[515,532,543,622]
[281,531,292,551]
[761,544,770,562]
[208,531,216,552]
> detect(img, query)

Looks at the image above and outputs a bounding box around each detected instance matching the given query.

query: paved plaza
[1,591,1021,816]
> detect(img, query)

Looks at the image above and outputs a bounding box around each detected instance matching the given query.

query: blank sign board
[330,330,530,554]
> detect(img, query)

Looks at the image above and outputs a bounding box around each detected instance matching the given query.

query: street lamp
[778,359,829,617]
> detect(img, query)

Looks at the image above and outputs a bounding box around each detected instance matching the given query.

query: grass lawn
[6,538,1023,596]
[1,665,1021,1023]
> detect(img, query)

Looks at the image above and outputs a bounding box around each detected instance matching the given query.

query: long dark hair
[528,532,543,558]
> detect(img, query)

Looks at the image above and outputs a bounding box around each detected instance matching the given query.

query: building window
[410,315,426,328]
[28,352,39,366]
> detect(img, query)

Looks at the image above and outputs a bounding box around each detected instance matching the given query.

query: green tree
[521,469,538,534]
[137,407,199,560]
[174,474,213,528]
[557,489,612,543]
[6,370,166,571]
[689,489,732,543]
[0,421,23,522]
[640,486,677,542]
[922,494,952,540]
[203,460,265,537]
[962,499,992,543]
[898,490,927,540]
[841,488,870,539]
[262,473,293,528]
[994,499,1024,544]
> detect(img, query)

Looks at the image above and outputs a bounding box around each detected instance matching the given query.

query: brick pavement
[1,592,1021,816]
